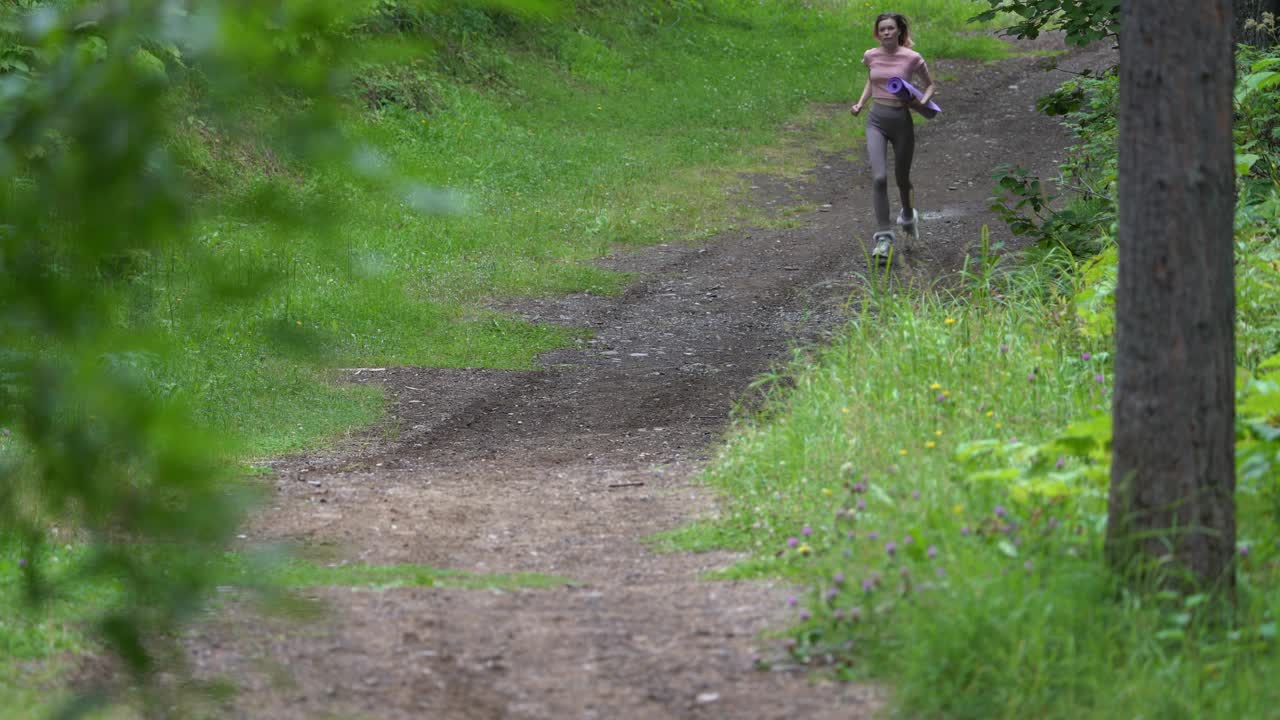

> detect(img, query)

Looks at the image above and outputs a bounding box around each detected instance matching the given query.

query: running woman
[850,12,936,262]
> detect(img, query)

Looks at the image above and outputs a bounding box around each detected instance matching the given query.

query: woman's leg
[892,119,915,216]
[865,122,892,232]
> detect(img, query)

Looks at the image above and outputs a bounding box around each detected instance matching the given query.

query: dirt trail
[186,40,1116,719]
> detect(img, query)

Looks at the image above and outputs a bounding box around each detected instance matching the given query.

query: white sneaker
[871,231,894,262]
[897,208,919,241]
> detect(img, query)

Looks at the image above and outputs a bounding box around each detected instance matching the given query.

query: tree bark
[1107,0,1237,592]
[1236,0,1280,47]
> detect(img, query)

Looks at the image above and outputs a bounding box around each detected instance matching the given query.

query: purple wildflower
[927,545,938,560]
[1095,373,1106,384]
[18,558,27,568]
[802,526,813,537]
[861,578,876,592]
[885,541,897,557]
[961,526,971,536]
[1024,559,1034,573]
[1082,352,1092,361]
[787,595,798,607]
[825,588,839,601]
[1027,373,1036,382]
[911,490,921,500]
[833,573,846,585]
[902,534,914,546]
[799,610,811,621]
[853,482,867,493]
[999,343,1009,354]
[867,530,879,541]
[1240,545,1251,558]
[849,607,864,622]
[787,537,798,548]
[1055,456,1066,469]
[936,393,948,403]
[994,505,1007,518]
[856,499,867,511]
[936,567,947,579]
[833,609,845,621]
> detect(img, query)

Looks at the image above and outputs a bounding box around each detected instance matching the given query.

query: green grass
[144,0,1009,457]
[0,541,572,718]
[0,541,125,719]
[222,553,574,591]
[673,250,1280,719]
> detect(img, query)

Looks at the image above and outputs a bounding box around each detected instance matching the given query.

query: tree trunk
[1107,0,1237,592]
[1237,0,1280,47]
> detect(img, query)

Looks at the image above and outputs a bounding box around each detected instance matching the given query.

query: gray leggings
[866,103,915,231]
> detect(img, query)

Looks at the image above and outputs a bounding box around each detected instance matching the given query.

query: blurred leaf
[997,539,1018,558]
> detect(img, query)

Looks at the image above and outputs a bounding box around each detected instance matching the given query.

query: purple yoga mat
[887,76,940,118]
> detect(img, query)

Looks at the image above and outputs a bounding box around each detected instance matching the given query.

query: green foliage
[682,259,1280,719]
[1235,190,1280,367]
[988,69,1117,261]
[0,540,124,718]
[0,0,437,711]
[1236,43,1280,186]
[957,408,1111,508]
[971,0,1119,46]
[992,46,1280,368]
[1071,243,1117,340]
[1238,354,1280,501]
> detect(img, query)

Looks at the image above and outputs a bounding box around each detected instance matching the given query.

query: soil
[181,38,1117,719]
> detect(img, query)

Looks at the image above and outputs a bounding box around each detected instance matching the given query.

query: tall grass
[677,245,1280,718]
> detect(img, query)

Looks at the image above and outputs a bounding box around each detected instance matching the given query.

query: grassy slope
[160,0,1006,458]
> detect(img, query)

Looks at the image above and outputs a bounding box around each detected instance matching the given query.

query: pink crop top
[862,46,927,100]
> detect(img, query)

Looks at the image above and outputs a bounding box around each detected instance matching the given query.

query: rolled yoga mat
[887,76,940,118]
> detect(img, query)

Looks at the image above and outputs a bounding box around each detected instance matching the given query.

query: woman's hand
[850,102,864,116]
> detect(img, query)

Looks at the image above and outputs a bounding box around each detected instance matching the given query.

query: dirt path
[186,40,1116,719]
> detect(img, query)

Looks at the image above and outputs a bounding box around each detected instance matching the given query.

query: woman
[850,13,936,262]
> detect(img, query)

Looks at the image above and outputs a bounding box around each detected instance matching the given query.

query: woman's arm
[850,77,872,115]
[913,62,936,107]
